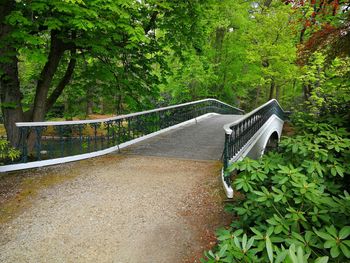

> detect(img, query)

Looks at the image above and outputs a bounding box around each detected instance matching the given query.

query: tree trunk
[0,1,24,147]
[23,30,68,153]
[115,94,123,115]
[64,94,69,113]
[0,50,23,147]
[214,27,226,50]
[31,30,66,122]
[300,26,306,43]
[276,85,280,101]
[303,83,311,100]
[255,86,261,107]
[269,79,275,100]
[264,0,273,7]
[99,97,104,114]
[45,50,76,114]
[86,86,93,116]
[213,27,226,64]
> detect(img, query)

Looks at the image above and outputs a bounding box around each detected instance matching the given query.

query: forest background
[1,0,349,147]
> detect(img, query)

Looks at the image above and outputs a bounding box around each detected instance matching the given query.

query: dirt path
[0,154,231,263]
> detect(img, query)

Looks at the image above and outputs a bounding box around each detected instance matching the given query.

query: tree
[161,0,300,109]
[0,0,208,146]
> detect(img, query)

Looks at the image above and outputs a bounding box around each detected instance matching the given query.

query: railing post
[223,132,231,171]
[19,127,28,163]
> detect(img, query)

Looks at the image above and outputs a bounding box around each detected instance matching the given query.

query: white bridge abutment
[244,115,284,159]
[222,114,285,198]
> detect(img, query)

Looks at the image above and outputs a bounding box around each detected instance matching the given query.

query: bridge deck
[119,114,242,160]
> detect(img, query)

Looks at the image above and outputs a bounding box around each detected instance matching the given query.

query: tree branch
[31,30,66,121]
[45,49,77,114]
[144,11,158,34]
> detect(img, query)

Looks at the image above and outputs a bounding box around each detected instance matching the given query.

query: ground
[0,154,231,263]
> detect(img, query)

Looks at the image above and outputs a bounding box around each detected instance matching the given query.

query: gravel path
[0,154,230,263]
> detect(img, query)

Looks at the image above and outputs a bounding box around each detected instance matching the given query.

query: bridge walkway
[120,114,242,160]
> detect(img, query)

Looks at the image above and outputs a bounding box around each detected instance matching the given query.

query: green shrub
[201,118,350,262]
[0,139,21,164]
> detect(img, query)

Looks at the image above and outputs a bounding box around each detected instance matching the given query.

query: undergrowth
[201,111,350,262]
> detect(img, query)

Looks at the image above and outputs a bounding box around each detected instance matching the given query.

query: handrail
[16,98,244,127]
[6,98,243,166]
[222,99,286,181]
[223,99,284,134]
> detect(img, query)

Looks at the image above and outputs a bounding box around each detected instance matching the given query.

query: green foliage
[2,0,348,121]
[1,0,210,122]
[161,0,300,108]
[300,52,350,117]
[0,140,21,164]
[202,115,350,262]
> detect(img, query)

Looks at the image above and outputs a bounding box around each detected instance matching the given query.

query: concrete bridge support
[244,115,284,159]
[222,114,285,198]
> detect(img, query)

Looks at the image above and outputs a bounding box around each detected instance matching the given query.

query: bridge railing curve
[2,99,243,170]
[222,99,286,185]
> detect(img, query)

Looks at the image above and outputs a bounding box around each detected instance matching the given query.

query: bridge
[0,98,286,198]
[0,99,286,262]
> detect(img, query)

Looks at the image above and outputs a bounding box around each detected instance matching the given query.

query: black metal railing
[9,99,243,165]
[222,99,286,180]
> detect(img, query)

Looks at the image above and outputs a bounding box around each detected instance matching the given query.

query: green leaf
[297,246,304,263]
[314,229,334,241]
[288,244,298,263]
[340,243,350,258]
[292,144,298,153]
[324,240,336,248]
[339,226,350,239]
[250,227,263,239]
[291,232,304,242]
[343,240,350,247]
[267,227,274,236]
[270,237,285,243]
[246,237,255,250]
[234,236,241,249]
[314,256,329,263]
[275,249,288,263]
[335,165,344,177]
[233,229,244,237]
[218,244,228,258]
[266,237,274,263]
[242,234,247,250]
[330,245,340,258]
[326,226,337,238]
